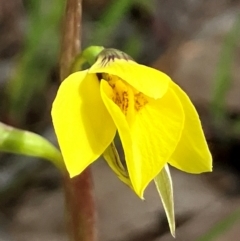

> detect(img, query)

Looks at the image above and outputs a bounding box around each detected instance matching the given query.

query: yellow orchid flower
[51,48,212,198]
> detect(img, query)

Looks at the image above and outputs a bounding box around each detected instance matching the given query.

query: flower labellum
[51,48,212,198]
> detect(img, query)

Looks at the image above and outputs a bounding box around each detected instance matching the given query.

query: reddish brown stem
[60,0,81,80]
[64,171,97,241]
[60,0,97,240]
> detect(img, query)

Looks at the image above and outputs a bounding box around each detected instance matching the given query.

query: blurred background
[0,0,240,240]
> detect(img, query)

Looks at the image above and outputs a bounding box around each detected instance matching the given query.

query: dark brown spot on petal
[98,48,134,67]
[96,73,103,81]
[134,92,148,111]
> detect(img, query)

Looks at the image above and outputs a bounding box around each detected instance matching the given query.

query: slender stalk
[60,0,81,80]
[64,172,97,241]
[60,0,97,240]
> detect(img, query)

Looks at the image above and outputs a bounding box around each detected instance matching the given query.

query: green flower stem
[60,1,97,241]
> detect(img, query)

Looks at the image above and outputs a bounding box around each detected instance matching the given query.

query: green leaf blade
[0,122,64,171]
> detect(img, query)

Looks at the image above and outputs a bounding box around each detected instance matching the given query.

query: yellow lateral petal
[51,71,116,177]
[101,80,184,198]
[168,82,212,173]
[89,58,170,99]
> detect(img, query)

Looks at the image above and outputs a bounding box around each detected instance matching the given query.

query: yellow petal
[101,80,184,198]
[51,71,116,177]
[89,58,170,99]
[168,82,212,173]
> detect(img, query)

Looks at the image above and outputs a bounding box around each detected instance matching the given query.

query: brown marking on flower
[98,49,133,67]
[96,73,103,81]
[134,92,148,111]
[122,91,129,115]
[105,74,148,120]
